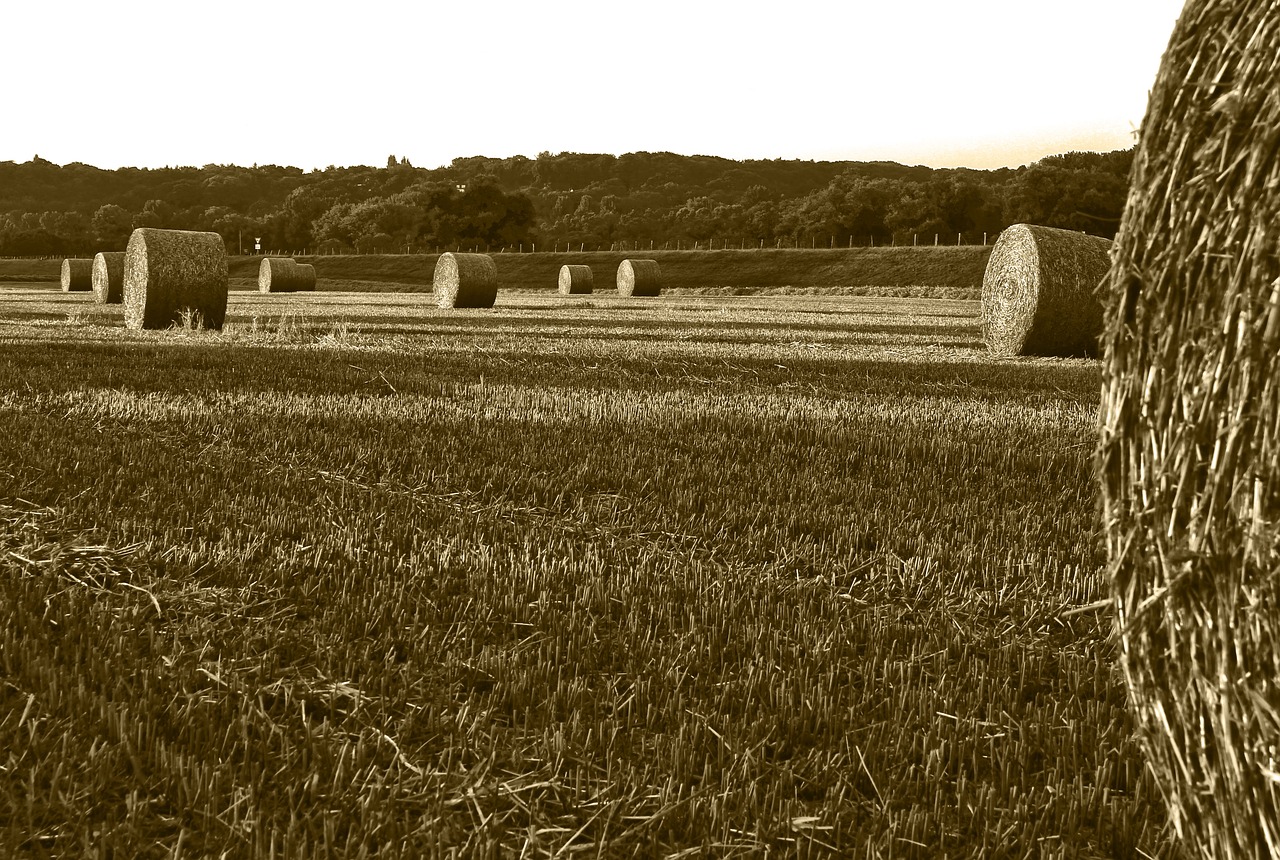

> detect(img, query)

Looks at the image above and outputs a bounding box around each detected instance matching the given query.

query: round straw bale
[558,264,593,295]
[91,251,126,304]
[1098,4,1280,857]
[980,224,1111,356]
[617,259,660,297]
[258,257,314,293]
[433,252,497,308]
[60,258,92,292]
[293,262,316,292]
[123,228,228,330]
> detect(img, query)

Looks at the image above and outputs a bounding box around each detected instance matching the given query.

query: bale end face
[981,224,1111,357]
[61,258,93,292]
[123,228,229,330]
[558,264,593,295]
[434,253,498,308]
[617,259,661,297]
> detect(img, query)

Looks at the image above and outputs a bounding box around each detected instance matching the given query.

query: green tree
[3,229,60,256]
[140,199,176,226]
[91,204,133,249]
[1003,159,1127,236]
[38,211,91,251]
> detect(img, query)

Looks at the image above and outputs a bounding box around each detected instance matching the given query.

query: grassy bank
[1,246,991,297]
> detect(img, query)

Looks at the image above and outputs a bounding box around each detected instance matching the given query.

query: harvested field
[0,282,1172,857]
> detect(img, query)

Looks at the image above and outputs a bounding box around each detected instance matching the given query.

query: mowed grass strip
[0,290,1170,857]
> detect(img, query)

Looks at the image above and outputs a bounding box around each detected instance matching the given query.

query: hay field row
[0,246,991,298]
[0,288,1170,857]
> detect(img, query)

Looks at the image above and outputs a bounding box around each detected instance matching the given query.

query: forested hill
[0,149,1132,256]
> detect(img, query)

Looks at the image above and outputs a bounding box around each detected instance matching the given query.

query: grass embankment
[0,246,992,298]
[0,289,1169,857]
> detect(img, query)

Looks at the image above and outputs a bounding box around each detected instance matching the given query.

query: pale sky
[7,0,1187,172]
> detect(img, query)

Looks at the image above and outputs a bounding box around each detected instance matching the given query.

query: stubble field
[0,285,1172,857]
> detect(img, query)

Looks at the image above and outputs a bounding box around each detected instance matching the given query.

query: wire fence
[2,233,993,260]
[297,232,991,256]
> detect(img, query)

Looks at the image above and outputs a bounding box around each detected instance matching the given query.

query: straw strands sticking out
[1098,3,1280,857]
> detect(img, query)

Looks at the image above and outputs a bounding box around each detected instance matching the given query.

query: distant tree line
[0,149,1133,256]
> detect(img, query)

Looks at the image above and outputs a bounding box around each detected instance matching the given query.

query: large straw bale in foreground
[259,257,316,293]
[616,259,660,297]
[123,228,228,330]
[1098,3,1280,857]
[981,224,1111,356]
[91,252,125,304]
[433,252,497,308]
[558,264,593,295]
[60,258,92,292]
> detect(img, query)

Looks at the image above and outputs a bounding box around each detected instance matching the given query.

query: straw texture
[60,258,92,292]
[617,259,660,297]
[1098,3,1280,858]
[294,263,316,292]
[558,264,593,295]
[123,228,228,330]
[91,252,125,304]
[433,252,497,308]
[981,224,1111,356]
[259,257,315,293]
